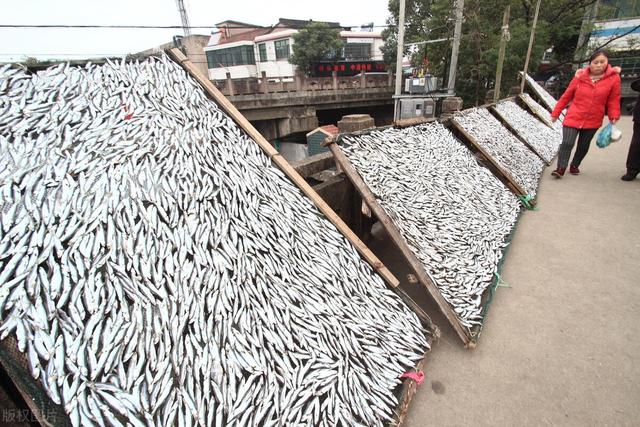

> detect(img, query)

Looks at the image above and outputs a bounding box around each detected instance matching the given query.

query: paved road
[370,116,640,426]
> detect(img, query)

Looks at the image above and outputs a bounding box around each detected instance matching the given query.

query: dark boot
[551,168,566,178]
[621,171,638,181]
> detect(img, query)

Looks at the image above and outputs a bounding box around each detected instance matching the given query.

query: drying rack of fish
[519,93,564,133]
[492,100,561,164]
[521,73,558,112]
[451,108,545,197]
[0,55,431,426]
[338,123,521,335]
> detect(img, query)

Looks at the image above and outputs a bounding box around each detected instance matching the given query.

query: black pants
[557,127,599,169]
[627,122,640,175]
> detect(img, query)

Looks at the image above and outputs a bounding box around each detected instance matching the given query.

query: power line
[0,23,392,30]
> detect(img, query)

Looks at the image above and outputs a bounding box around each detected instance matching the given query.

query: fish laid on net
[340,122,521,330]
[494,100,561,163]
[0,55,429,426]
[452,108,545,197]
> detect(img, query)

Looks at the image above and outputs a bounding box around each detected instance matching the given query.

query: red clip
[400,371,425,385]
[124,113,134,120]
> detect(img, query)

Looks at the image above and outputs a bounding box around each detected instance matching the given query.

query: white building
[204,18,385,81]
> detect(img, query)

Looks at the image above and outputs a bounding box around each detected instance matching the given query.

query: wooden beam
[393,117,437,128]
[448,118,529,199]
[489,105,551,165]
[328,141,471,345]
[166,48,403,296]
[516,94,555,129]
[290,152,335,178]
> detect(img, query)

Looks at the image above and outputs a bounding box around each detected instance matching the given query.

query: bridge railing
[214,71,395,96]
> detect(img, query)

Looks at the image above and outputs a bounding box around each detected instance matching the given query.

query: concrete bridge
[214,72,395,140]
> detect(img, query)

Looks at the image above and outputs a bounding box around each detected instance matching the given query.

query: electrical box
[398,98,436,120]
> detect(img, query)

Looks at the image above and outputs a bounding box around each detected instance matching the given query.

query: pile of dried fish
[0,55,429,426]
[340,123,521,330]
[520,93,564,133]
[452,108,545,197]
[493,100,561,163]
[523,73,558,111]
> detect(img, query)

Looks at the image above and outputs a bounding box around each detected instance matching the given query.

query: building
[204,18,385,81]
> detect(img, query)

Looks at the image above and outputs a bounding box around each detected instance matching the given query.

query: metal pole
[447,0,465,95]
[494,5,510,102]
[520,0,542,93]
[394,0,407,120]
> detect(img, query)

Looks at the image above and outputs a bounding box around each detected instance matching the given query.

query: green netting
[470,207,526,342]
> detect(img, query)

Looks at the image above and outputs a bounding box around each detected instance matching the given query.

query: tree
[289,22,345,75]
[382,0,598,106]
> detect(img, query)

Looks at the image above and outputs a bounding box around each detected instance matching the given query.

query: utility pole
[394,0,407,120]
[447,0,465,95]
[574,1,600,67]
[175,0,191,37]
[520,0,542,93]
[494,5,511,102]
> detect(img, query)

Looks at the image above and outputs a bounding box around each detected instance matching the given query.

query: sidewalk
[372,116,640,426]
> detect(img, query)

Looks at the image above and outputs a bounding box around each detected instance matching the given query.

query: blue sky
[0,0,391,62]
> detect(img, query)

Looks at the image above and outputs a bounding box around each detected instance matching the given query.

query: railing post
[226,72,234,96]
[388,70,393,87]
[295,73,303,91]
[261,71,268,94]
[360,71,366,88]
[332,71,338,90]
[245,79,251,94]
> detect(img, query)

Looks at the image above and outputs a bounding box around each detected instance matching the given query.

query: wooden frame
[328,140,474,347]
[166,48,436,330]
[489,104,552,165]
[448,116,530,201]
[392,350,430,426]
[516,94,555,128]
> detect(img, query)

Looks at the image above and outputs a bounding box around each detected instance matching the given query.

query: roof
[217,26,273,45]
[306,124,339,138]
[277,18,343,29]
[214,19,258,27]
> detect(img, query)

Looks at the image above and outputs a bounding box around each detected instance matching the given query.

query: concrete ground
[369,116,640,426]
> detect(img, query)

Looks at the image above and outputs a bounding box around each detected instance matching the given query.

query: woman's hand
[551,117,557,123]
[610,118,619,124]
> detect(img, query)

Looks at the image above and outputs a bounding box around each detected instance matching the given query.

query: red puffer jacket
[551,65,621,129]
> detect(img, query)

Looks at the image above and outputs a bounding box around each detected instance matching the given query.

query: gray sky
[1,0,391,62]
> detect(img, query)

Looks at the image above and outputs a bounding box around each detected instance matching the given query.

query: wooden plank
[328,141,471,346]
[290,152,335,178]
[448,118,529,199]
[166,50,440,326]
[489,105,551,165]
[516,94,555,128]
[393,117,437,128]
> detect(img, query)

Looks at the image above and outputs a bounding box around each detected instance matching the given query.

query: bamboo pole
[393,0,407,120]
[494,6,511,102]
[520,0,542,93]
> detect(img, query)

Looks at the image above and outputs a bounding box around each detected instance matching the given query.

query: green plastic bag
[596,123,612,149]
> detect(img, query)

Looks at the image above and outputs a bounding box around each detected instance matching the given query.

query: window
[344,43,372,60]
[206,45,256,68]
[275,39,290,60]
[258,43,267,62]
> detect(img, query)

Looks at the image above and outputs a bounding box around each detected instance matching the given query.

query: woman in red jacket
[550,50,621,178]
